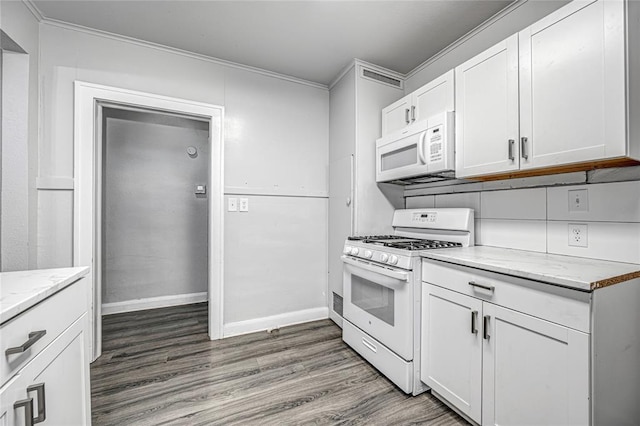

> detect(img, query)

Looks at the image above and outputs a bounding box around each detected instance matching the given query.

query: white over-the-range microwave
[376,111,454,183]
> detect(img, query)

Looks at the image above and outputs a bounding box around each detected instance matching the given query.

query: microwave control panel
[427,125,444,163]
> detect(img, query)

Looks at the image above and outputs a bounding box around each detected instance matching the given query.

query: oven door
[342,256,413,361]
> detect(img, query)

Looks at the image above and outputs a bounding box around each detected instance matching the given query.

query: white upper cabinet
[456,0,635,179]
[381,94,412,136]
[381,70,454,137]
[455,35,519,177]
[519,0,626,169]
[412,70,454,124]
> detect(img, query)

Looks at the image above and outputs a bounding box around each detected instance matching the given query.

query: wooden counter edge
[592,271,640,290]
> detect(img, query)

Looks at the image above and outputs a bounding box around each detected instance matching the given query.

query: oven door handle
[342,256,410,282]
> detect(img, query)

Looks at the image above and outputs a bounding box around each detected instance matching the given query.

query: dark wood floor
[91,303,468,425]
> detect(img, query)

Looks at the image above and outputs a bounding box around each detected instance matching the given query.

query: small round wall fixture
[187,146,198,158]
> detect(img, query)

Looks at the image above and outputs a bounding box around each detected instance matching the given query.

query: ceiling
[31,0,513,86]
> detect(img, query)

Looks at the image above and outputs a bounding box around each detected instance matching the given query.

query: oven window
[351,275,395,326]
[381,145,417,171]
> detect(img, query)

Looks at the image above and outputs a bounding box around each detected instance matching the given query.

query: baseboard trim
[223,307,329,338]
[102,292,208,315]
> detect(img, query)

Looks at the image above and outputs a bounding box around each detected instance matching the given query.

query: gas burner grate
[347,235,405,241]
[383,240,463,251]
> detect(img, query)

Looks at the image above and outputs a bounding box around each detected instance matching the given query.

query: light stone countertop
[420,246,640,292]
[0,267,90,324]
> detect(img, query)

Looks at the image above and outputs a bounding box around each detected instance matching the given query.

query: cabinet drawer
[343,320,413,394]
[422,260,591,333]
[1,278,88,385]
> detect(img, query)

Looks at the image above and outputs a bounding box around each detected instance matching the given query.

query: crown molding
[22,0,528,93]
[22,0,44,21]
[26,1,327,91]
[405,0,529,81]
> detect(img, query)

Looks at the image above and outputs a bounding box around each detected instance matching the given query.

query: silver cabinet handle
[27,383,46,424]
[6,330,46,356]
[521,137,529,160]
[508,139,515,161]
[471,310,478,334]
[346,197,351,207]
[14,398,34,426]
[483,315,491,340]
[468,281,494,292]
[411,105,416,122]
[404,108,410,124]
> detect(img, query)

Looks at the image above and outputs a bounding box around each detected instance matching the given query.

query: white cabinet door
[482,303,589,426]
[25,316,91,426]
[381,94,412,136]
[412,70,454,122]
[0,317,90,426]
[519,0,626,169]
[0,375,23,426]
[421,284,483,423]
[455,34,520,178]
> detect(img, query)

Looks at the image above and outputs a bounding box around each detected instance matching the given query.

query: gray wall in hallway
[102,108,209,304]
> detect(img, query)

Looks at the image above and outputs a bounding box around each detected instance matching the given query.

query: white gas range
[341,208,474,395]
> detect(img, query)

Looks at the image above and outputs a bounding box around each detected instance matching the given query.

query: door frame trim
[73,81,224,360]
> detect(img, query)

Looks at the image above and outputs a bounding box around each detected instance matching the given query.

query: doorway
[74,82,224,361]
[101,107,209,314]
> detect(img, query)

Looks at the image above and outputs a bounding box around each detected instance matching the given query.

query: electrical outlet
[239,198,249,212]
[568,223,588,247]
[228,198,237,212]
[568,189,588,212]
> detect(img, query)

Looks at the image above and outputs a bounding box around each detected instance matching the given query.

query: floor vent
[332,292,344,317]
[361,68,403,89]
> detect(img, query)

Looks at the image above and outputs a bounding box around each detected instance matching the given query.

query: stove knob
[352,247,360,255]
[364,250,372,259]
[388,255,398,265]
[380,253,389,263]
[343,246,352,255]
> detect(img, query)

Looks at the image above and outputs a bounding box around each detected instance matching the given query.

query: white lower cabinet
[421,285,482,422]
[482,303,589,426]
[421,260,592,425]
[0,279,91,426]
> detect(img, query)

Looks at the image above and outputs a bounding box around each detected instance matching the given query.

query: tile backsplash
[405,176,640,264]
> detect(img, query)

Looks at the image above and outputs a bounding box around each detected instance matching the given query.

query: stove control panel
[342,244,412,270]
[413,212,437,223]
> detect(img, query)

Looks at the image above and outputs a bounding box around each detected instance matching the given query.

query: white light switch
[239,198,249,212]
[568,189,588,212]
[228,198,237,212]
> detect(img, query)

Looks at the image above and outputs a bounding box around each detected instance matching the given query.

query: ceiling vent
[361,68,403,89]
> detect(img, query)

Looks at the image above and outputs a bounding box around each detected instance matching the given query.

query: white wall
[0,1,40,271]
[1,50,29,271]
[37,23,329,328]
[406,176,640,264]
[354,71,405,234]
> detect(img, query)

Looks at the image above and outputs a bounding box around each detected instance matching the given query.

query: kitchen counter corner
[420,246,640,291]
[0,266,90,324]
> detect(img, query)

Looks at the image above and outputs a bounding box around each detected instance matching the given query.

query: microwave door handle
[342,256,410,282]
[418,131,428,165]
